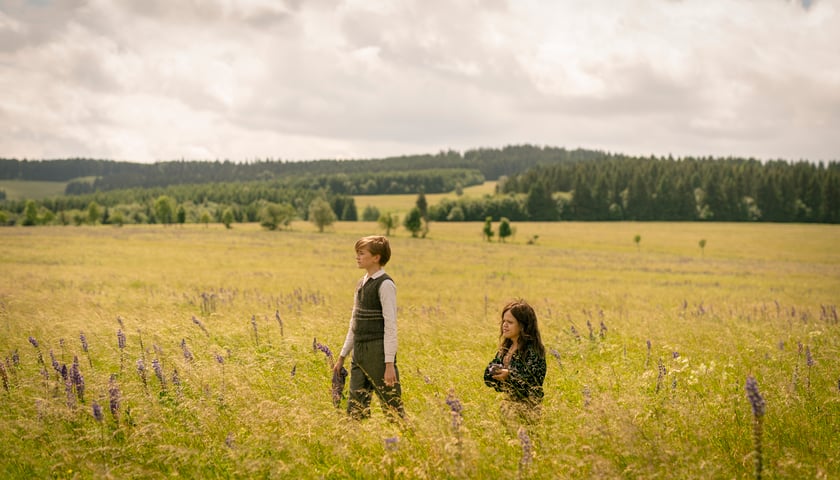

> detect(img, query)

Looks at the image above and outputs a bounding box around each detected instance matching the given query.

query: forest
[1,145,838,225]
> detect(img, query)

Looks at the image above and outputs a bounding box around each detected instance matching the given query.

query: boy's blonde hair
[355,235,391,266]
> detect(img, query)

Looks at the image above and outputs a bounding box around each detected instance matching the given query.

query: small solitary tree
[309,198,337,233]
[378,212,398,236]
[699,239,707,257]
[482,217,494,242]
[498,217,512,243]
[403,207,423,238]
[634,234,641,251]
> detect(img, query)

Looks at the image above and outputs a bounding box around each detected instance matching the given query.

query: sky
[1,0,838,164]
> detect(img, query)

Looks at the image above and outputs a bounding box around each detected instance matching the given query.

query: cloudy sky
[1,0,838,164]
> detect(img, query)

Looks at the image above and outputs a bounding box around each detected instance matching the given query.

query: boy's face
[356,247,380,271]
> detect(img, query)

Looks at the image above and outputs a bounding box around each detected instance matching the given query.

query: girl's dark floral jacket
[483,347,546,403]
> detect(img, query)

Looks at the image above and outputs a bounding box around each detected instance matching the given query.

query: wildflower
[50,350,61,375]
[672,351,680,359]
[117,316,124,329]
[518,426,533,470]
[181,339,193,362]
[745,375,766,480]
[70,356,84,403]
[153,358,166,390]
[586,319,594,340]
[64,373,75,409]
[446,389,463,431]
[214,353,225,365]
[745,375,765,418]
[137,358,147,388]
[331,365,348,408]
[251,315,259,346]
[11,350,19,367]
[108,374,120,419]
[805,346,814,367]
[92,401,103,423]
[583,384,591,407]
[290,364,296,378]
[384,436,399,452]
[599,320,607,339]
[549,348,561,367]
[192,316,209,336]
[570,325,580,342]
[313,339,335,366]
[79,332,88,353]
[28,336,39,349]
[656,358,667,393]
[117,329,126,350]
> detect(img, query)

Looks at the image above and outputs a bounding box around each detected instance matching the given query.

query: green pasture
[355,181,498,215]
[0,221,838,479]
[0,180,69,201]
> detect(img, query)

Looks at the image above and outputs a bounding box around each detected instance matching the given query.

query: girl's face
[501,310,522,343]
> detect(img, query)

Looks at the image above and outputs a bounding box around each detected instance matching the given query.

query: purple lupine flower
[550,348,562,366]
[805,346,814,367]
[192,316,209,336]
[117,316,125,329]
[108,374,120,419]
[117,329,126,350]
[672,351,680,359]
[745,375,766,418]
[50,351,61,374]
[71,356,84,403]
[646,339,652,352]
[518,427,533,470]
[64,373,75,409]
[656,358,667,393]
[60,364,68,382]
[214,353,225,365]
[745,374,766,480]
[28,336,39,348]
[290,364,296,378]
[570,325,580,342]
[251,315,259,346]
[153,358,166,390]
[181,339,193,362]
[331,366,348,408]
[137,358,147,388]
[384,436,399,452]
[171,368,182,396]
[12,350,19,367]
[445,389,463,431]
[80,332,89,353]
[313,340,335,365]
[92,401,103,423]
[586,319,594,340]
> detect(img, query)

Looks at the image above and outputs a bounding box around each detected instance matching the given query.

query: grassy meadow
[0,220,838,479]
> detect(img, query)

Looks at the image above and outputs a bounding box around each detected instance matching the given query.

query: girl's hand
[492,368,510,381]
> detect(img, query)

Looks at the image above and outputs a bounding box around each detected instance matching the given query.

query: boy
[333,235,404,419]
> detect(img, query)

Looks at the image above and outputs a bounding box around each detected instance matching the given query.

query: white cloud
[0,0,838,163]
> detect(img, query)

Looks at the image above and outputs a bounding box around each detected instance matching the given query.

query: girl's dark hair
[498,299,545,358]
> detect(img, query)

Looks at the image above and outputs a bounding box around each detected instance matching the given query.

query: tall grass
[0,221,838,478]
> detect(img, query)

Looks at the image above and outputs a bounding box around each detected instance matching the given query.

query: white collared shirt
[339,269,397,363]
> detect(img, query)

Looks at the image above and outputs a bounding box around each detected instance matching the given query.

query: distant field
[1,221,837,478]
[355,180,498,215]
[0,179,69,200]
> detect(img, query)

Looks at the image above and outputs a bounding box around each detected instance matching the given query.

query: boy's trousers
[347,338,404,419]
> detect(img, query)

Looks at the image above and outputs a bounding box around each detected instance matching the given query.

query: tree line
[1,147,838,225]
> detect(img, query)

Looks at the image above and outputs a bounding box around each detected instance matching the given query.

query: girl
[483,299,546,423]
